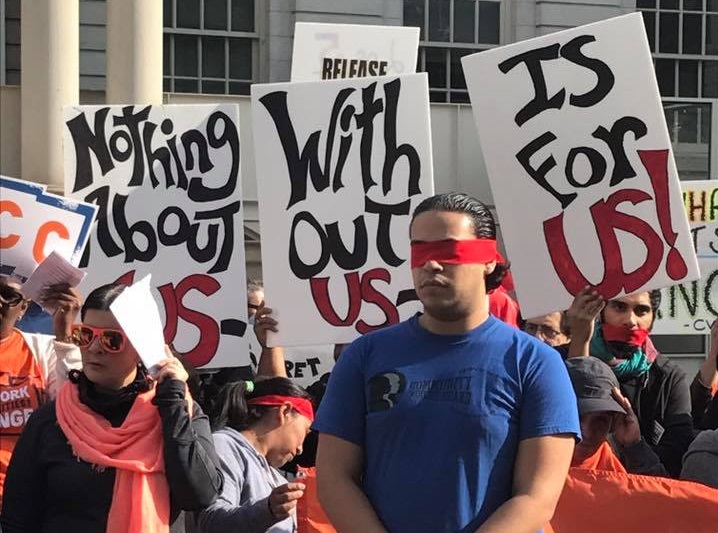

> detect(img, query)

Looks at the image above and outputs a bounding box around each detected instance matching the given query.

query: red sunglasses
[70,324,127,353]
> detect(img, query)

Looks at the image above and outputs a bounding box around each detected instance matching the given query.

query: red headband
[247,395,315,422]
[411,239,500,268]
[602,323,650,347]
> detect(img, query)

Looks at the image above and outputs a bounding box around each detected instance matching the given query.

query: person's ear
[484,261,497,276]
[278,403,293,425]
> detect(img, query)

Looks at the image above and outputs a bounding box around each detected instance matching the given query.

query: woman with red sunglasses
[1,282,222,533]
[0,275,83,506]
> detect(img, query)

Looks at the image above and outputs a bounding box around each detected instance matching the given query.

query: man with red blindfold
[566,287,693,478]
[315,193,580,533]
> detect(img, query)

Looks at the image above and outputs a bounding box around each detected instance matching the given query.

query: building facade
[0,0,715,370]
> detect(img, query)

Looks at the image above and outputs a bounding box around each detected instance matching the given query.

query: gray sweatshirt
[197,427,295,533]
[681,429,718,489]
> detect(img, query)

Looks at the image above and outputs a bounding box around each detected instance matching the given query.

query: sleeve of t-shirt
[312,339,367,447]
[519,343,581,441]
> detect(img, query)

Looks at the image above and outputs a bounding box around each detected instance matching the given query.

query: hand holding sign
[152,347,190,384]
[109,274,166,376]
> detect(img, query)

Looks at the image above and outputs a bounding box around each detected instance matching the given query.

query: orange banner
[549,468,718,533]
[297,467,337,533]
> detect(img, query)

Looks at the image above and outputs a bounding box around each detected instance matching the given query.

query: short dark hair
[649,289,662,314]
[410,192,510,291]
[80,282,127,321]
[208,377,311,432]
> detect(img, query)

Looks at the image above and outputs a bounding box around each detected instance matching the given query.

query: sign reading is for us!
[251,74,434,347]
[63,104,248,369]
[462,13,700,318]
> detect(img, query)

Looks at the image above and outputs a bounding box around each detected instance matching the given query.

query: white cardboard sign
[0,175,97,282]
[63,104,248,369]
[291,22,419,82]
[462,13,700,318]
[251,74,434,347]
[653,181,717,334]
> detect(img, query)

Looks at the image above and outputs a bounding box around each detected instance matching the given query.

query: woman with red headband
[198,378,314,533]
[1,282,222,533]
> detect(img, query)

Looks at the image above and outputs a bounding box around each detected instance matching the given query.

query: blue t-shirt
[313,315,580,533]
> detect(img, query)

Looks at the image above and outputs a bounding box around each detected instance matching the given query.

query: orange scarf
[572,441,627,473]
[56,381,170,533]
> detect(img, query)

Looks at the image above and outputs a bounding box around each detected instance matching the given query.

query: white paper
[21,250,86,311]
[109,274,166,375]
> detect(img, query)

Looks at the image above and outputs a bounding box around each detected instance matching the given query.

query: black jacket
[619,354,694,478]
[0,376,222,533]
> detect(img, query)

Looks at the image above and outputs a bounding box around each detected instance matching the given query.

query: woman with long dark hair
[1,282,222,533]
[198,378,313,533]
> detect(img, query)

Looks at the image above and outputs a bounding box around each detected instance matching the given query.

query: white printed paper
[109,274,166,374]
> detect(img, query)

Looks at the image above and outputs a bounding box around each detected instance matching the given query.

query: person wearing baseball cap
[567,357,667,476]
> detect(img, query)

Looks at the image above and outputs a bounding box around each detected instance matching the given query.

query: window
[1,0,21,85]
[404,0,502,103]
[163,0,258,94]
[640,0,718,98]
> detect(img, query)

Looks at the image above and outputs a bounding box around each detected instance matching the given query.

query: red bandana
[410,239,499,268]
[601,323,650,347]
[247,395,315,422]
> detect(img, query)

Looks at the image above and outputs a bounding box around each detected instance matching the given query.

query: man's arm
[475,434,575,533]
[316,433,389,533]
[253,305,287,378]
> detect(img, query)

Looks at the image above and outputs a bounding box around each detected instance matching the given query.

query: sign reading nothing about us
[63,104,248,369]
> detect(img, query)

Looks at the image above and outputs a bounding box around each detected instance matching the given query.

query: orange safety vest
[0,329,48,501]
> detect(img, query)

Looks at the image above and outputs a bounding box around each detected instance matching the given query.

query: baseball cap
[565,357,626,416]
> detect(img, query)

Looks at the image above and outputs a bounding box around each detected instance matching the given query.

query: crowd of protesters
[0,192,717,533]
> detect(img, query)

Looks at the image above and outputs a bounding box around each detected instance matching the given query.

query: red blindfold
[247,395,315,422]
[602,323,650,347]
[410,239,500,268]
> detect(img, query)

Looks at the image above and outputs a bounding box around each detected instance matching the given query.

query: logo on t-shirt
[0,376,46,436]
[368,372,407,412]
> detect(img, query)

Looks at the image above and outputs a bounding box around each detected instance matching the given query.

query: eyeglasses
[0,285,25,307]
[70,324,127,353]
[248,303,261,310]
[524,322,563,340]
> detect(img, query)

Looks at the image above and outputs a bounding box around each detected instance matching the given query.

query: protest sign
[291,22,419,82]
[0,175,97,282]
[653,180,717,334]
[251,74,433,346]
[63,104,247,369]
[283,345,335,388]
[461,13,700,319]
